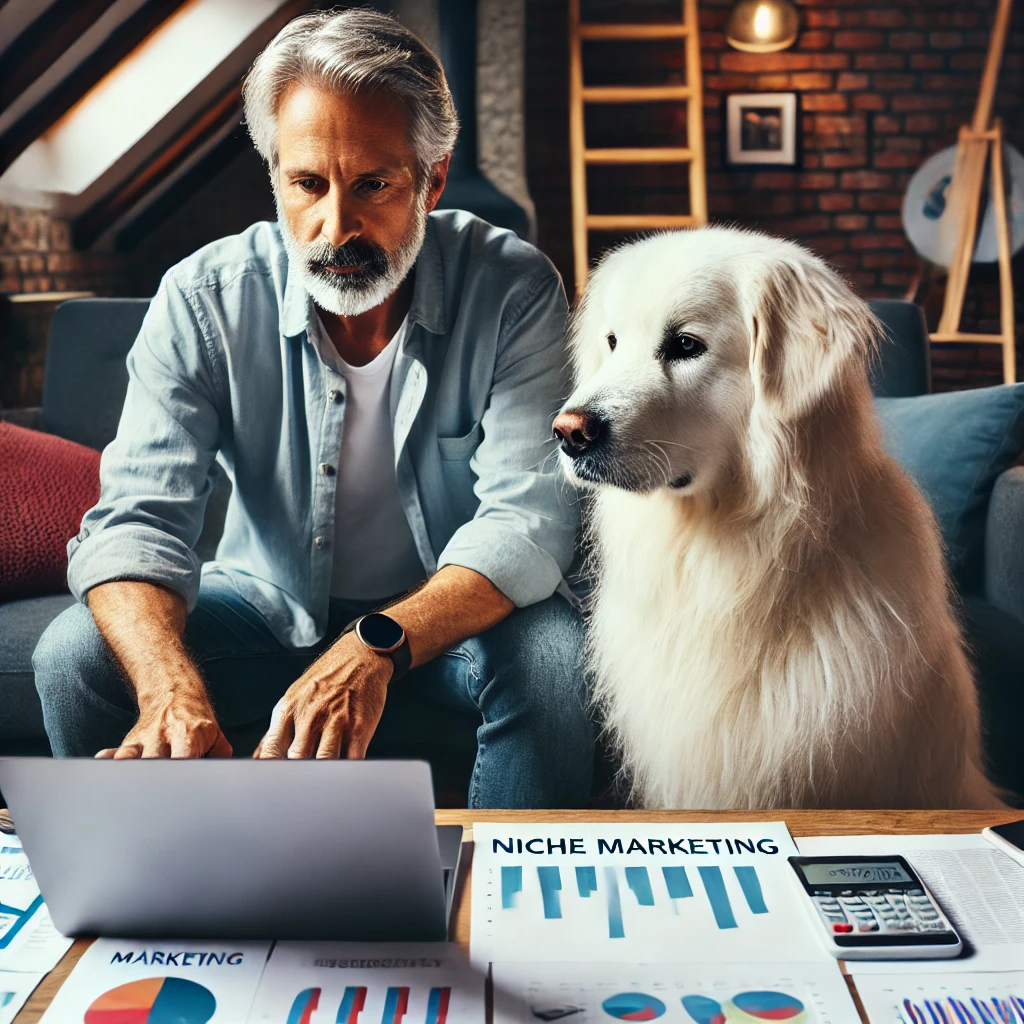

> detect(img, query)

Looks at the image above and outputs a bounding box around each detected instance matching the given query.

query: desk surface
[14,809,1022,1024]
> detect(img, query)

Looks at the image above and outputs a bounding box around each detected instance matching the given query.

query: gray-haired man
[33,10,594,808]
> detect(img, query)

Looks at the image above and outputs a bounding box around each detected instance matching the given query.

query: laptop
[0,758,463,941]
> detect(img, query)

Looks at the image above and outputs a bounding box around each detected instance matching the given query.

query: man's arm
[255,565,512,760]
[89,581,231,759]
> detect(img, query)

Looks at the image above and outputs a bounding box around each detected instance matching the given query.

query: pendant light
[725,0,800,53]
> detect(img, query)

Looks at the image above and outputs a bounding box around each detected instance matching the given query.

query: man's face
[274,82,446,316]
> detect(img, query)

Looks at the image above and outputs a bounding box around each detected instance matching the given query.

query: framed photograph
[725,92,799,167]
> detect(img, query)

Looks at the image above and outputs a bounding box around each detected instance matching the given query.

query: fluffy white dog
[554,227,1001,810]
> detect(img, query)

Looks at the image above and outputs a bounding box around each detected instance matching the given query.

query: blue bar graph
[576,865,597,897]
[382,987,409,1024]
[735,866,768,914]
[625,867,655,906]
[337,986,367,1024]
[698,866,738,930]
[501,866,522,909]
[604,866,624,939]
[537,866,563,919]
[663,866,693,900]
[425,987,451,1024]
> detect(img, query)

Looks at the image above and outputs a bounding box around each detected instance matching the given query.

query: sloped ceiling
[0,0,327,250]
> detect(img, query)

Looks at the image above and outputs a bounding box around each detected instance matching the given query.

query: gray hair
[242,8,459,177]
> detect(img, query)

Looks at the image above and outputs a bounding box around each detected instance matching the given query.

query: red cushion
[0,422,101,601]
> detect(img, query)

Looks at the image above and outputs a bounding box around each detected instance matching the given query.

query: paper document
[0,971,44,1024]
[247,942,485,1024]
[493,960,860,1024]
[852,971,1024,1024]
[472,823,827,965]
[0,838,72,974]
[796,834,1024,973]
[39,938,272,1024]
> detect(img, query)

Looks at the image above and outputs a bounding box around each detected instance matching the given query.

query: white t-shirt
[313,312,425,601]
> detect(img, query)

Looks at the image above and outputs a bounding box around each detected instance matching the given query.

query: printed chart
[38,939,271,1024]
[247,942,484,1024]
[473,824,826,964]
[0,840,72,974]
[492,962,859,1024]
[0,971,44,1024]
[84,977,216,1024]
[853,972,1024,1024]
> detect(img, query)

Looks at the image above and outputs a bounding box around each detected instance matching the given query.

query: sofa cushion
[0,422,100,601]
[876,384,1024,593]
[0,593,75,747]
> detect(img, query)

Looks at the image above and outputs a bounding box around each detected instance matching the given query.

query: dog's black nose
[553,410,605,457]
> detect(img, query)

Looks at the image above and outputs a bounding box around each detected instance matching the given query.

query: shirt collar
[280,214,446,340]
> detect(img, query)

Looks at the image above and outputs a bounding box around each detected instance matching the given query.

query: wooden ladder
[568,0,708,296]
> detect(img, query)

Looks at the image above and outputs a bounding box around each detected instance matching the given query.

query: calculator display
[796,860,913,886]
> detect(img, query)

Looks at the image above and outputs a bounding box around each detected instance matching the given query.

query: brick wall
[525,0,1024,389]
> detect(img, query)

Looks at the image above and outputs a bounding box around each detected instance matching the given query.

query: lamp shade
[725,0,800,53]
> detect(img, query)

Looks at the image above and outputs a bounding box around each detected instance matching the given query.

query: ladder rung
[930,332,1010,344]
[582,85,693,102]
[580,23,690,40]
[587,215,698,230]
[585,147,693,164]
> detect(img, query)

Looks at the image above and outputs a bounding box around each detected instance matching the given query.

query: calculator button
[858,921,879,932]
[908,888,924,896]
[832,923,854,933]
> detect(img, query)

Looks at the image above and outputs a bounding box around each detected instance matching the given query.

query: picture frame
[724,92,800,167]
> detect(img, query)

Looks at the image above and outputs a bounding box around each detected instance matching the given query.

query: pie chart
[84,977,217,1024]
[730,992,805,1024]
[602,993,667,1021]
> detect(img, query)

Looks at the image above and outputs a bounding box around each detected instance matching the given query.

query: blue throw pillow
[876,384,1024,592]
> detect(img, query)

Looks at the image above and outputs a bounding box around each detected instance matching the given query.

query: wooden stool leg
[990,127,1017,384]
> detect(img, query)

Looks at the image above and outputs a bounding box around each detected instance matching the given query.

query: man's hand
[96,687,233,759]
[255,631,392,760]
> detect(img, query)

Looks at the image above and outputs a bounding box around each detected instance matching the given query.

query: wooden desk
[15,809,1021,1024]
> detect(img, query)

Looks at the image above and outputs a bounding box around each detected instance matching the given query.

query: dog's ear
[750,256,879,421]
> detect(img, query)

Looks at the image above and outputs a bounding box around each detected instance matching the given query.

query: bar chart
[854,973,1024,1024]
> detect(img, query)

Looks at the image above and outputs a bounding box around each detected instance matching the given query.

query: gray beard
[274,192,427,318]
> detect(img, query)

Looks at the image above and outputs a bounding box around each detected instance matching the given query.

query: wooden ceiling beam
[0,0,188,178]
[0,0,120,113]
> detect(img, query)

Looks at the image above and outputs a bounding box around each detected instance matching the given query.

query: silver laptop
[0,758,463,941]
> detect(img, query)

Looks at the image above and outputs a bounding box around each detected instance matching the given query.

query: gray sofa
[1,298,1022,799]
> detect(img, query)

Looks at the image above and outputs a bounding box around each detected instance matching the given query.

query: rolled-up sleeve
[67,273,222,611]
[436,271,577,607]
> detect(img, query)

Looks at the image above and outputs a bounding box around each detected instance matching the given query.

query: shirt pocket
[437,421,483,462]
[437,421,483,521]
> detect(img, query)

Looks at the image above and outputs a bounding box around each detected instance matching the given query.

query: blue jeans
[32,574,594,808]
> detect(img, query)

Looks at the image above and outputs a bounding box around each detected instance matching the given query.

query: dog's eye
[661,332,706,362]
[607,333,617,352]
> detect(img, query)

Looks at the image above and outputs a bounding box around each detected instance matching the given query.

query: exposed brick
[785,215,832,235]
[873,74,916,91]
[873,214,904,230]
[834,30,885,49]
[891,93,956,111]
[863,10,908,28]
[821,152,869,169]
[799,30,832,50]
[804,10,841,29]
[812,235,850,255]
[873,115,902,134]
[852,93,887,111]
[856,192,904,212]
[904,114,941,134]
[910,54,945,71]
[818,192,855,212]
[854,53,906,70]
[800,172,837,189]
[790,72,834,90]
[929,32,965,49]
[862,252,906,268]
[802,93,848,112]
[888,32,925,49]
[751,171,797,189]
[873,150,924,168]
[836,72,870,91]
[950,52,986,71]
[849,232,905,250]
[834,214,869,231]
[719,51,814,72]
[841,170,895,190]
[811,53,851,70]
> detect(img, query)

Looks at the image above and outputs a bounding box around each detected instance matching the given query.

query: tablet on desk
[0,758,462,942]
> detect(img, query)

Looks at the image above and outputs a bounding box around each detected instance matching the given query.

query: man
[32,9,593,808]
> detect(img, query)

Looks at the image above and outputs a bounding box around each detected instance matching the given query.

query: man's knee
[33,602,123,705]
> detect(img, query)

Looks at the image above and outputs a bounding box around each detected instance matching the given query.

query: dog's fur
[559,227,1001,810]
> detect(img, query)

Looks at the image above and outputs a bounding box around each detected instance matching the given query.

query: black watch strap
[388,635,412,682]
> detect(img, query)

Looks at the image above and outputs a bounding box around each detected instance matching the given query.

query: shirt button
[328,389,343,402]
[314,536,327,549]
[319,463,335,475]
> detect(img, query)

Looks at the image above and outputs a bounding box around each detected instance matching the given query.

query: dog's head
[555,227,879,496]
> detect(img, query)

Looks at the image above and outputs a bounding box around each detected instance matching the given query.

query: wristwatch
[353,613,412,681]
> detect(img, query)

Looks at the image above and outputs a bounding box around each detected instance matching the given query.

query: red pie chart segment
[84,977,217,1024]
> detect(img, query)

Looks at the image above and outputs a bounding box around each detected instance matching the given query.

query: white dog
[554,227,1001,810]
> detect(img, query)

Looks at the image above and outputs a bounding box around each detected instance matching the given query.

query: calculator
[788,855,962,960]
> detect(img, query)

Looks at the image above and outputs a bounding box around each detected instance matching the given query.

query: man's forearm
[85,580,208,706]
[381,565,515,669]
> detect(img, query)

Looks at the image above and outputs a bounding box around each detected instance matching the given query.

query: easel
[911,0,1016,384]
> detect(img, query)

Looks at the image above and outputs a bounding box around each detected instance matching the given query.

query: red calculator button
[832,923,854,933]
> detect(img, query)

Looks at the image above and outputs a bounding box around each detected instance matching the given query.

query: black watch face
[358,613,404,651]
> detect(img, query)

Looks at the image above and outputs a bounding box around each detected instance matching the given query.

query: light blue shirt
[67,210,577,649]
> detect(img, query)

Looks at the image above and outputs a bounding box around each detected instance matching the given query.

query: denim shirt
[67,210,578,649]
